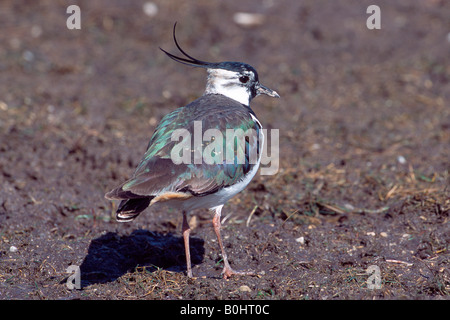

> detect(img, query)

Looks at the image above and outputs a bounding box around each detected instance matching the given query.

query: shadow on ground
[78,230,204,287]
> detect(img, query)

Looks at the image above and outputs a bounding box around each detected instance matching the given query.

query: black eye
[239,76,249,83]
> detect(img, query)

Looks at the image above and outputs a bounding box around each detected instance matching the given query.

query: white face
[205,68,255,105]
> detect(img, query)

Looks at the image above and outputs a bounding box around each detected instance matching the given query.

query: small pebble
[31,25,43,38]
[380,232,388,237]
[239,285,251,292]
[143,2,158,17]
[295,236,305,244]
[233,12,264,26]
[397,155,406,164]
[9,246,18,253]
[22,50,34,62]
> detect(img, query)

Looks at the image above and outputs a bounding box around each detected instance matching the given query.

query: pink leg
[182,211,193,278]
[212,205,254,279]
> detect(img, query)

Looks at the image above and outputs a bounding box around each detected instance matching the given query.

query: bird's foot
[222,266,255,279]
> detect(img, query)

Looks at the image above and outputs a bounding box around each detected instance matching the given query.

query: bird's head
[160,23,280,106]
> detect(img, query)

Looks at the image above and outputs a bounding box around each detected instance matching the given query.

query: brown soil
[0,0,448,300]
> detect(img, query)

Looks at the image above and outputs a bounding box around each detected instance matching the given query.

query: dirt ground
[0,0,448,301]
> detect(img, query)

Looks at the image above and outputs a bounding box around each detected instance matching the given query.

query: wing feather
[105,94,261,200]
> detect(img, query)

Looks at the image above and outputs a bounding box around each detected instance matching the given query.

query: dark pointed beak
[256,83,280,98]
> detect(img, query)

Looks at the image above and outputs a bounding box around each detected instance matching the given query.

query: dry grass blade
[246,205,259,227]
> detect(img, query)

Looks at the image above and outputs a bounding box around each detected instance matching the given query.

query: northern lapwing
[105,24,279,279]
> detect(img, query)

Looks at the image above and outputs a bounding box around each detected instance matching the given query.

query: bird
[105,23,279,279]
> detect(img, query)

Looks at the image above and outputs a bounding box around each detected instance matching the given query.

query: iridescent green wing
[109,95,261,199]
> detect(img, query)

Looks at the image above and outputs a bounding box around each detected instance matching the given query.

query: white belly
[184,159,260,211]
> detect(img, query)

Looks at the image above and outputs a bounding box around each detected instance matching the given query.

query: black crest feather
[160,22,216,69]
